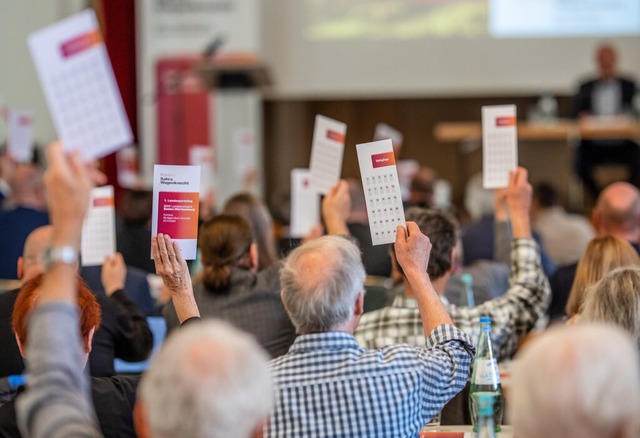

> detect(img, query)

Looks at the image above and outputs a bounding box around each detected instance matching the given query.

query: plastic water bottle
[469,316,503,432]
[460,273,475,307]
[475,393,497,438]
[537,92,558,123]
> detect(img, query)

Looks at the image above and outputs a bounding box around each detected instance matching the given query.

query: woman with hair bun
[163,214,296,358]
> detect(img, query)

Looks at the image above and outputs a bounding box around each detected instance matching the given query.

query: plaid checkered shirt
[266,324,474,437]
[355,238,550,361]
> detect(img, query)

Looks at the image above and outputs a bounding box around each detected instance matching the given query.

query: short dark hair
[395,208,458,280]
[534,182,559,208]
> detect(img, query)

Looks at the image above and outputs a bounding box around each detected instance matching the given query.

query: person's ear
[250,418,267,438]
[133,402,150,438]
[82,327,96,354]
[15,334,26,358]
[17,257,24,280]
[354,291,364,318]
[591,206,602,233]
[249,243,259,273]
[448,247,457,274]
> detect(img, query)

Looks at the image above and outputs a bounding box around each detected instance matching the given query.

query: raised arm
[394,222,453,336]
[152,234,200,324]
[16,142,102,437]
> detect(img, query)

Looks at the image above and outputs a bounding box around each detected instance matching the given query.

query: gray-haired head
[137,320,272,438]
[509,324,640,438]
[280,235,366,334]
[580,266,640,346]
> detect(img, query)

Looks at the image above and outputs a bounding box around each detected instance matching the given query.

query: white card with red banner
[81,185,116,266]
[8,111,33,163]
[116,146,142,189]
[309,115,346,195]
[482,105,518,189]
[28,9,132,159]
[290,168,320,237]
[356,139,406,246]
[151,165,201,260]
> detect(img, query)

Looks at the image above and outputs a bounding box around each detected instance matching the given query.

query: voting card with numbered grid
[151,165,201,260]
[189,145,216,197]
[309,115,347,194]
[374,122,404,150]
[81,185,116,267]
[290,168,320,238]
[482,105,518,189]
[28,9,132,159]
[8,111,34,163]
[356,139,406,246]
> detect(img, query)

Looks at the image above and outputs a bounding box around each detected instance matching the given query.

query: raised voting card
[7,110,33,163]
[290,168,320,238]
[151,165,201,260]
[28,9,132,159]
[482,105,518,189]
[356,139,406,246]
[81,185,116,266]
[309,115,347,195]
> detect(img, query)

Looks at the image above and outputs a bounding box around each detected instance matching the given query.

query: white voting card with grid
[357,139,406,246]
[8,110,34,163]
[28,9,132,159]
[309,115,347,195]
[189,145,216,197]
[81,185,116,267]
[482,105,518,189]
[374,122,403,150]
[290,168,320,237]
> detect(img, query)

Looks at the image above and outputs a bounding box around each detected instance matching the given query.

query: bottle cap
[480,316,491,324]
[460,273,472,286]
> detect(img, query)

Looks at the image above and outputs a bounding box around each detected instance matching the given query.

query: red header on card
[61,29,102,58]
[93,197,114,207]
[496,116,516,127]
[17,116,31,126]
[326,130,345,143]
[371,151,396,168]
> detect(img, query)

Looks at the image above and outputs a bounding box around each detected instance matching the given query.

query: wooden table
[421,425,514,437]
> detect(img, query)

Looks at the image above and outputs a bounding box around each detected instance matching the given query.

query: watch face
[44,247,78,269]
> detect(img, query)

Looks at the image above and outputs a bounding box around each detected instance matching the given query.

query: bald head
[18,225,54,281]
[280,236,366,334]
[596,44,618,81]
[593,183,640,242]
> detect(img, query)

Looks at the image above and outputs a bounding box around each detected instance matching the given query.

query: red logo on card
[93,197,114,208]
[371,151,396,168]
[61,29,102,58]
[496,116,516,127]
[326,130,345,143]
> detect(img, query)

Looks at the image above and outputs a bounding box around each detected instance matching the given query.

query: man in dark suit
[571,43,639,199]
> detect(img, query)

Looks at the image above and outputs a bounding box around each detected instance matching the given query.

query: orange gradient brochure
[28,9,132,159]
[356,139,406,246]
[151,165,201,260]
[482,104,518,189]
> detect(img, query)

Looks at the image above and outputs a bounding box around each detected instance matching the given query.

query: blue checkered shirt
[266,324,475,437]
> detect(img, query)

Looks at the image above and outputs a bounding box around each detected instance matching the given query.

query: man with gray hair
[510,324,640,438]
[267,226,475,436]
[135,320,272,438]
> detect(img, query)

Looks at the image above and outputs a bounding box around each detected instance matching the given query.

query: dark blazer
[571,76,636,119]
[0,375,140,438]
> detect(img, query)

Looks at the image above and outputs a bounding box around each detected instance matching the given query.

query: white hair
[138,320,272,438]
[509,324,640,438]
[281,235,366,334]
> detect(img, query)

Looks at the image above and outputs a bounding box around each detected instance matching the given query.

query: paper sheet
[28,9,132,159]
[374,122,403,151]
[189,145,216,197]
[356,139,406,245]
[116,146,142,189]
[151,165,201,260]
[81,185,116,266]
[482,105,518,189]
[309,115,347,194]
[7,111,33,163]
[290,168,320,237]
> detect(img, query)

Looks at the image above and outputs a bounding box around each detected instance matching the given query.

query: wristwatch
[42,247,79,270]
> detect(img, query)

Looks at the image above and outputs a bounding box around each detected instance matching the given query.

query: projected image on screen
[306,0,488,40]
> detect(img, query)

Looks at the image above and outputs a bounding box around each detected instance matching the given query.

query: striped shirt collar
[288,331,361,354]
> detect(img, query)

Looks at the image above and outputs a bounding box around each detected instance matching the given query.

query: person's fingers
[165,235,178,266]
[396,225,408,243]
[405,221,421,237]
[46,141,65,170]
[151,236,164,269]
